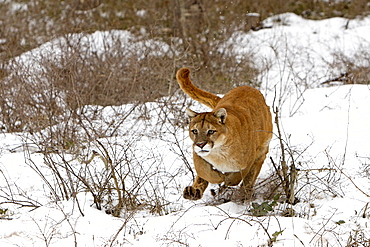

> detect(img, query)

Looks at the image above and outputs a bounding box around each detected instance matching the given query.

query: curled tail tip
[176,67,191,81]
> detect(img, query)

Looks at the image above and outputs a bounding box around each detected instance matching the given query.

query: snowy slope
[1,13,370,247]
[229,13,370,115]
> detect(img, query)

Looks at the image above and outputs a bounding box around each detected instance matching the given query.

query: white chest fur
[201,148,240,173]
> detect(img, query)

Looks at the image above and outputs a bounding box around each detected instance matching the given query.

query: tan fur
[176,67,273,200]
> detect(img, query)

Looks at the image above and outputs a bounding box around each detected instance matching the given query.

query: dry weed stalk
[95,140,124,217]
[271,107,297,204]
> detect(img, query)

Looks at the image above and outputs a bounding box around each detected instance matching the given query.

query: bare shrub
[1,0,368,134]
[5,0,367,106]
[0,30,176,133]
[347,228,370,247]
[1,0,367,61]
[16,92,191,217]
[49,37,174,107]
[324,48,370,85]
[261,97,345,209]
[0,28,193,213]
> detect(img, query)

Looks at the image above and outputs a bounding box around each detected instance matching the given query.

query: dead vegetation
[1,0,369,133]
[0,0,369,220]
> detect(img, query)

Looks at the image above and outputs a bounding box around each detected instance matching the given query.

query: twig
[107,210,136,247]
[96,140,125,217]
[273,107,296,204]
[309,209,338,245]
[325,151,370,198]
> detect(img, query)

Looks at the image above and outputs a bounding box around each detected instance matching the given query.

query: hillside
[0,5,370,247]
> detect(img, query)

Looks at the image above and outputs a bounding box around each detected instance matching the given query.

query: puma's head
[186,108,227,157]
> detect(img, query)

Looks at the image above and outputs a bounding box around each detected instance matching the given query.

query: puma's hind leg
[224,171,243,186]
[240,147,269,198]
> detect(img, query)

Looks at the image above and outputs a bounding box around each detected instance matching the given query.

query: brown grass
[0,0,369,132]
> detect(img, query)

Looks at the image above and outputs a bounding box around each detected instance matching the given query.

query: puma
[176,68,273,200]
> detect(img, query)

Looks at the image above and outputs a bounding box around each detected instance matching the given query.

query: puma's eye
[191,129,198,134]
[207,130,216,135]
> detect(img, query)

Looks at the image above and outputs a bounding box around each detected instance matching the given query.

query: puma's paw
[183,186,202,200]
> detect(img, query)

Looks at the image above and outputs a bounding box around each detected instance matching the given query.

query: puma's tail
[176,68,221,109]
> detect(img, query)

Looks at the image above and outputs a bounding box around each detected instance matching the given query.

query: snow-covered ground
[1,13,370,246]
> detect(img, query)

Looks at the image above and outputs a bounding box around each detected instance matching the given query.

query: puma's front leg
[183,153,225,200]
[183,176,209,200]
[193,153,224,184]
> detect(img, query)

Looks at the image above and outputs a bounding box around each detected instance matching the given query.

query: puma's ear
[214,108,227,124]
[186,108,198,119]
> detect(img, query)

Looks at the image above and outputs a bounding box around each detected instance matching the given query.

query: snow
[1,13,370,246]
[12,29,172,78]
[229,13,370,113]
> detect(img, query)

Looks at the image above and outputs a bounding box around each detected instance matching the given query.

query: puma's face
[186,108,227,157]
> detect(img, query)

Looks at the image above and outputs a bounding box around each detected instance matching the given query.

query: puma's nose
[196,142,207,149]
